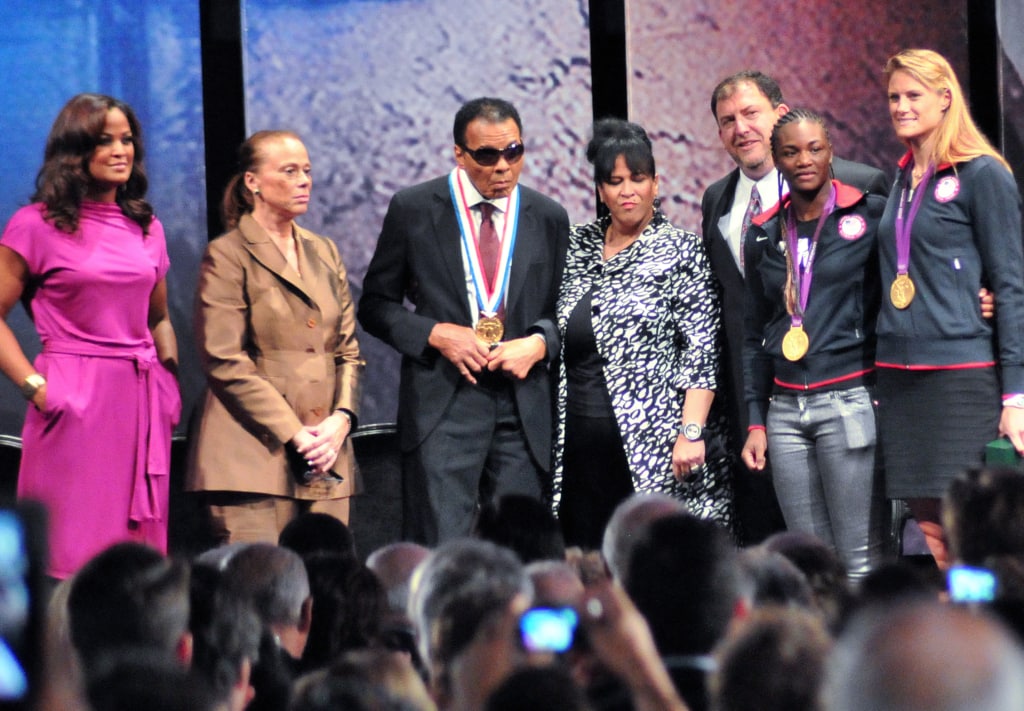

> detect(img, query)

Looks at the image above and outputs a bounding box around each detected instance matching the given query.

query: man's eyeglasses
[460,141,525,167]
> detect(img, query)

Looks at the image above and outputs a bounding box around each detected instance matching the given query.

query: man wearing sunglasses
[360,96,569,545]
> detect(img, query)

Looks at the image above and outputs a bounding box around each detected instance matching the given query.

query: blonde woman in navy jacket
[741,108,886,578]
[874,49,1024,568]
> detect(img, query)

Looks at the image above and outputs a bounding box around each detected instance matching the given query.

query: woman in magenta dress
[0,94,180,579]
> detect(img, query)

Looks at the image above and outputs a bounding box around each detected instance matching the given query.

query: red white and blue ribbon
[448,167,520,317]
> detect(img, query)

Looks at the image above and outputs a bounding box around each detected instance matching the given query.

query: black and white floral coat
[552,211,734,528]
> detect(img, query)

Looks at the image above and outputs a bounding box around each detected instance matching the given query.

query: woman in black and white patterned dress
[553,119,733,548]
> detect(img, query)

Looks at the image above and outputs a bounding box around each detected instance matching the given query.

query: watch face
[683,423,702,441]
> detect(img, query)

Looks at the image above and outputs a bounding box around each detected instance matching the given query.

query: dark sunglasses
[461,141,525,166]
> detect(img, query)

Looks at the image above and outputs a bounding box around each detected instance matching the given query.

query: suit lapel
[239,213,316,305]
[295,225,324,306]
[707,170,743,283]
[505,191,532,317]
[432,187,473,321]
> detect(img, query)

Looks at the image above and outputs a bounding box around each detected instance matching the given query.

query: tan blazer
[187,213,364,500]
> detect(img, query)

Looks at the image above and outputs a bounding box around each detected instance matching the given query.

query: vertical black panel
[200,0,246,238]
[588,0,627,121]
[968,0,1001,148]
[588,0,627,216]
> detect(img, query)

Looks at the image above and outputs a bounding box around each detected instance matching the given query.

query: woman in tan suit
[188,130,364,543]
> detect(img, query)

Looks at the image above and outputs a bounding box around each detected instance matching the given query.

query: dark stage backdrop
[0,1,207,441]
[1000,0,1024,200]
[1,0,1019,442]
[239,0,596,424]
[625,0,972,232]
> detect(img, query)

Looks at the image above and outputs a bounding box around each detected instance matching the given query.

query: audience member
[67,542,191,680]
[280,512,359,561]
[824,601,1024,711]
[328,648,436,711]
[367,542,432,617]
[575,578,689,711]
[943,466,1024,566]
[85,653,218,711]
[709,607,831,711]
[762,530,851,631]
[366,541,431,675]
[290,670,421,711]
[407,538,533,710]
[737,546,815,612]
[220,542,313,661]
[188,563,262,711]
[474,493,566,563]
[484,666,592,711]
[624,513,748,711]
[40,578,85,711]
[301,552,386,672]
[601,493,688,582]
[526,560,585,609]
[847,560,938,621]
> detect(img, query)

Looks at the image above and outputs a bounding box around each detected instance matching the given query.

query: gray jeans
[766,386,885,579]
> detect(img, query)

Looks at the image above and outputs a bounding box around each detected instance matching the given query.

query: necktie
[478,202,500,290]
[739,184,762,271]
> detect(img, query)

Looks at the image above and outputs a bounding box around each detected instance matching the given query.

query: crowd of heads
[29,460,1024,711]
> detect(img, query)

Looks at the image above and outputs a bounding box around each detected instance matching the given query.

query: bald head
[366,542,430,615]
[826,602,1024,711]
[601,493,688,580]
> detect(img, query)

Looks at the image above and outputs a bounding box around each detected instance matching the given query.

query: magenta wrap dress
[1,201,181,578]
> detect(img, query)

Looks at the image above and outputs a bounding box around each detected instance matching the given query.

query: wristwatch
[20,373,46,400]
[679,423,704,442]
[1004,394,1024,409]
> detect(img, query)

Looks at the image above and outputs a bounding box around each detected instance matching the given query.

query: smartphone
[947,564,997,603]
[519,607,578,654]
[0,500,47,710]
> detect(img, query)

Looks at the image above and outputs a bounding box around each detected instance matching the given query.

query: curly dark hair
[32,93,153,234]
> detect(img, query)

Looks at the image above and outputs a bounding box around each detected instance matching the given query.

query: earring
[253,189,261,196]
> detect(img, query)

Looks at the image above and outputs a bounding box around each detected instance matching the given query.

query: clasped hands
[290,410,351,475]
[429,322,545,384]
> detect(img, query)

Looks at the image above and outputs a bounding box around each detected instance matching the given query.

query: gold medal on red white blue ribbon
[449,168,519,345]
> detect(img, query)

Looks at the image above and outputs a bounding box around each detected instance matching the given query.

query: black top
[564,290,615,416]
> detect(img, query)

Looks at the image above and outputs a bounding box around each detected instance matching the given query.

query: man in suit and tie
[359,97,569,545]
[701,71,889,543]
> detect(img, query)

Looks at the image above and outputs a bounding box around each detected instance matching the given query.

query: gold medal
[475,316,504,345]
[782,325,809,362]
[890,273,915,309]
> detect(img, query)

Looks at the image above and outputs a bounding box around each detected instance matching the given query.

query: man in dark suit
[359,97,569,545]
[701,71,889,544]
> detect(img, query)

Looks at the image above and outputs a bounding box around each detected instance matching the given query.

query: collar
[457,167,510,213]
[737,167,779,197]
[897,150,953,173]
[752,179,863,226]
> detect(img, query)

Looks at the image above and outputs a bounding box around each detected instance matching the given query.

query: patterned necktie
[478,202,500,290]
[739,184,762,271]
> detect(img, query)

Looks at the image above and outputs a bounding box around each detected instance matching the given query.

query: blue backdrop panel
[0,1,206,440]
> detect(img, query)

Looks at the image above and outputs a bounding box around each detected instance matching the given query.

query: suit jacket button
[306,318,317,328]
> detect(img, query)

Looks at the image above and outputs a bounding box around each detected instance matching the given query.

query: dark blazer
[358,174,569,468]
[700,157,889,440]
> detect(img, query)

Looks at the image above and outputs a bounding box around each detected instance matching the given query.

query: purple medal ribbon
[894,162,934,276]
[784,182,837,328]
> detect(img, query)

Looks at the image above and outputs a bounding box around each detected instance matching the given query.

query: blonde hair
[884,49,1011,173]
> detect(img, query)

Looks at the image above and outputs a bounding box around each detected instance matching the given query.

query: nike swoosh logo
[756,235,769,242]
